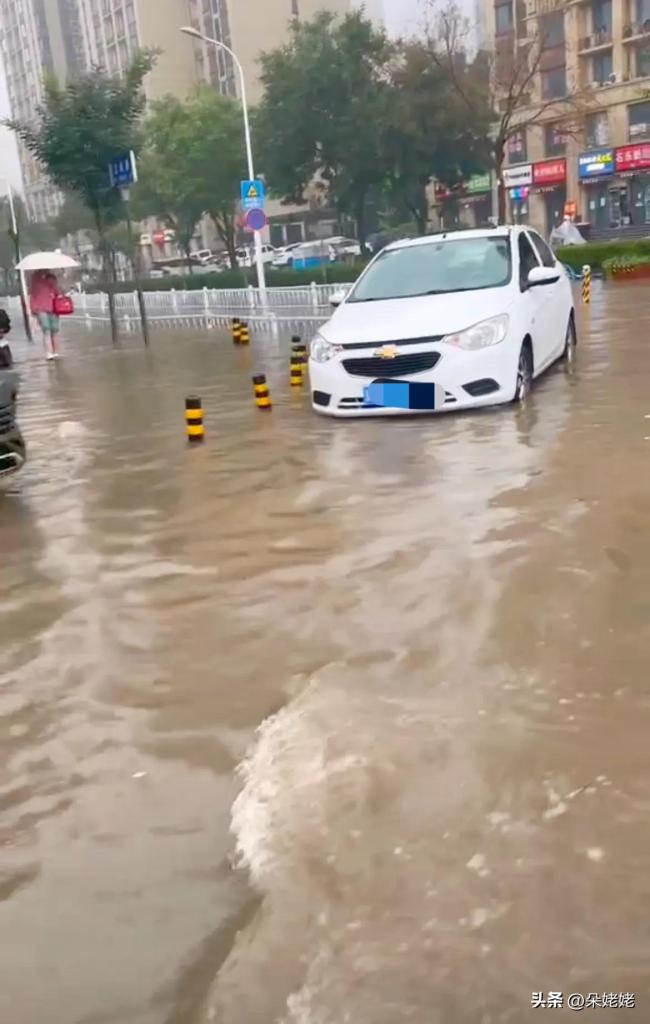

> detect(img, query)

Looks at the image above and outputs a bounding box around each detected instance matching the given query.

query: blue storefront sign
[578,148,614,180]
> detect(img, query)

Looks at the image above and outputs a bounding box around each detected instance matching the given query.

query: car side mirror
[329,288,348,307]
[527,266,561,288]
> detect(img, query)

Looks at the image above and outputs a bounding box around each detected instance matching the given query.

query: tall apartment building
[489,0,650,237]
[0,0,85,221]
[77,0,197,100]
[188,0,353,103]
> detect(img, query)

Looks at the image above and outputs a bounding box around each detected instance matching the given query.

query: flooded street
[2,282,650,1024]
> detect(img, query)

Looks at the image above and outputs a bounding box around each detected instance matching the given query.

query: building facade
[488,0,650,237]
[0,0,85,220]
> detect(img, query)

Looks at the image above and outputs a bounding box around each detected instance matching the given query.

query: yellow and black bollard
[185,396,205,443]
[292,335,308,365]
[232,318,242,345]
[239,322,251,346]
[252,374,272,409]
[582,264,591,305]
[290,351,304,387]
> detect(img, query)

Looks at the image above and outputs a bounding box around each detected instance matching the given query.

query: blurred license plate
[363,381,440,410]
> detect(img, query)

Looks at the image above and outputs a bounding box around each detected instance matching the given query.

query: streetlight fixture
[0,178,32,342]
[180,26,267,302]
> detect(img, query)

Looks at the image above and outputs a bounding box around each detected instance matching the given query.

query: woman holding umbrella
[16,251,80,361]
[30,270,62,359]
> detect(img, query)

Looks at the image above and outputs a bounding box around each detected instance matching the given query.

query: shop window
[495,2,514,34]
[586,110,610,145]
[545,122,567,156]
[540,11,565,47]
[541,67,567,98]
[629,100,650,138]
[592,52,613,83]
[507,129,527,163]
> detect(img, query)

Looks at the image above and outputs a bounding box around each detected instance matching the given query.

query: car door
[528,229,568,360]
[517,231,555,373]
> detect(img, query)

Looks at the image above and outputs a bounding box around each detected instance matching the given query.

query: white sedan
[309,227,575,417]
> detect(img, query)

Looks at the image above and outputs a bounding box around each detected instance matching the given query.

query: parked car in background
[326,236,362,261]
[309,226,575,418]
[194,249,220,266]
[236,244,278,268]
[271,242,304,268]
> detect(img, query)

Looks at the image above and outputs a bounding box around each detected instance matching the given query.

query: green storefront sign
[466,173,492,194]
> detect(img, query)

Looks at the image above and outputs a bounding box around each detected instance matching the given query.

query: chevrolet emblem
[375,345,399,359]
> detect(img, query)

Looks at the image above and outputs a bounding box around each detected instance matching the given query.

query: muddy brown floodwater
[1,282,650,1024]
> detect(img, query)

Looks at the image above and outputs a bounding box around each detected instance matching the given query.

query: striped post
[252,374,272,409]
[239,322,251,345]
[582,264,591,305]
[185,396,205,443]
[232,317,242,344]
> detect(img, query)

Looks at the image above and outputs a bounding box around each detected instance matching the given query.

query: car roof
[384,228,513,253]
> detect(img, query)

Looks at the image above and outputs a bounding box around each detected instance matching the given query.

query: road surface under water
[1,283,650,1024]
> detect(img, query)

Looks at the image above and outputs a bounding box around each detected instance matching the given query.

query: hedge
[97,261,370,294]
[557,239,650,272]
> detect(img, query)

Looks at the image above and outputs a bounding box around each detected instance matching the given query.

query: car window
[518,233,540,290]
[348,236,512,302]
[528,230,556,268]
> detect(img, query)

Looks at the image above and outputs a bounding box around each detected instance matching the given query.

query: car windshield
[348,236,512,302]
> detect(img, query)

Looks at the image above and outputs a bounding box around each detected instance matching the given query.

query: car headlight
[444,314,509,350]
[310,333,342,363]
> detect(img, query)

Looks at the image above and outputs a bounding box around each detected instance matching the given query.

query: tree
[134,89,246,270]
[257,11,394,249]
[6,52,156,341]
[426,2,590,223]
[383,40,489,233]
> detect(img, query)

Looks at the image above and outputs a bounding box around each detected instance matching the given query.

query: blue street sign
[109,151,138,189]
[240,179,265,211]
[244,207,267,232]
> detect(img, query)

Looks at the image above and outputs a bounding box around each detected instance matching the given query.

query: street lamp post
[0,179,32,342]
[180,26,267,303]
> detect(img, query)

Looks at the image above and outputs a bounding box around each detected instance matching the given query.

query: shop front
[614,144,650,226]
[578,145,650,231]
[462,173,493,227]
[578,148,615,230]
[531,159,567,235]
[503,164,532,223]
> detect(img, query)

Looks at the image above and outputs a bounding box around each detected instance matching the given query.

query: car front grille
[0,403,14,434]
[341,352,441,378]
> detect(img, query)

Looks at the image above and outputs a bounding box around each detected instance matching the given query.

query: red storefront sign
[615,143,650,172]
[532,159,566,186]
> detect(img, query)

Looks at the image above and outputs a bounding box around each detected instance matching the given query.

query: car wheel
[562,313,577,364]
[513,342,533,403]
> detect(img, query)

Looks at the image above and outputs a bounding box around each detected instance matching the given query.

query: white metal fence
[1,283,340,336]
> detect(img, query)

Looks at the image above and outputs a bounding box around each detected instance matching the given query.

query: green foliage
[557,239,650,271]
[134,88,246,267]
[96,261,370,294]
[6,52,156,238]
[257,11,393,245]
[383,42,489,232]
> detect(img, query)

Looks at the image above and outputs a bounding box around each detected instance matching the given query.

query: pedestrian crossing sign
[241,179,266,211]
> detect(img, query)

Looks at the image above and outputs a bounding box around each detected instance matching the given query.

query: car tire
[562,313,577,364]
[513,342,533,403]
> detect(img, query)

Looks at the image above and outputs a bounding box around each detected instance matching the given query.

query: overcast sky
[382,0,427,36]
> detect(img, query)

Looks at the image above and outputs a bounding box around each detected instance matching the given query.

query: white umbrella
[16,251,81,271]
